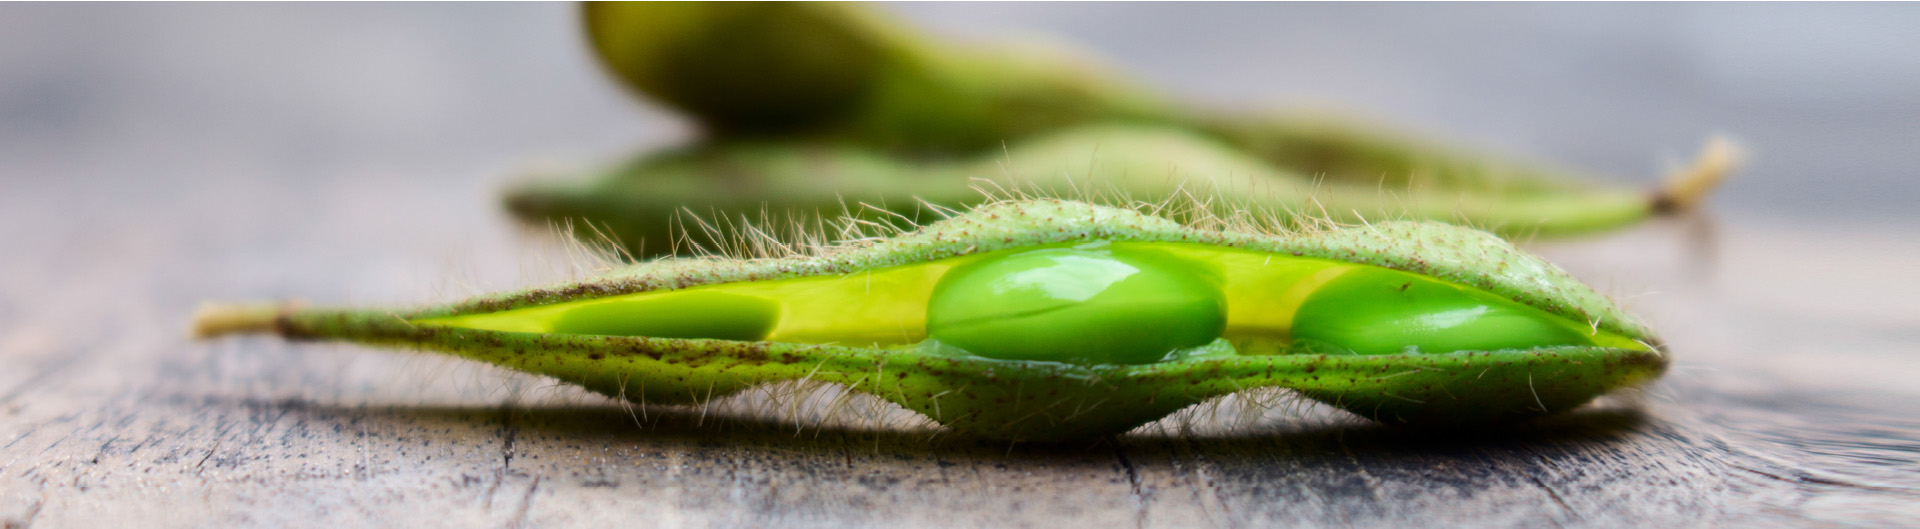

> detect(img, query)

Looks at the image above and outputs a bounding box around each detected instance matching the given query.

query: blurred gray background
[4,2,1918,223]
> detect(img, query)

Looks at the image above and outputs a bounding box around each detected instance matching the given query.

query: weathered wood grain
[1,173,1916,529]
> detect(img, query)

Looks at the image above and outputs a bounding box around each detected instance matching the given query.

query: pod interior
[418,241,1646,364]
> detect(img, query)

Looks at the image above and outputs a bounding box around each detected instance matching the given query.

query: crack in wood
[1526,474,1578,522]
[1730,463,1920,496]
[504,476,541,529]
[483,405,521,513]
[1111,446,1148,529]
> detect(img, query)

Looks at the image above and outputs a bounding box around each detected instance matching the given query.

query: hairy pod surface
[198,200,1666,442]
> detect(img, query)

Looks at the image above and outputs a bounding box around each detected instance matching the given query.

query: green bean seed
[927,245,1225,364]
[1290,267,1600,356]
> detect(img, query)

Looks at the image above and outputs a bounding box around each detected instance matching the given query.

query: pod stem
[1652,136,1742,213]
[191,302,299,339]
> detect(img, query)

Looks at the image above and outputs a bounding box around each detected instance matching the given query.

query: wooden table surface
[3,4,1918,528]
[4,164,1918,529]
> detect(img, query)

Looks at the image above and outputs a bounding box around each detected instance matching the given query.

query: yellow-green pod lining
[420,240,1645,367]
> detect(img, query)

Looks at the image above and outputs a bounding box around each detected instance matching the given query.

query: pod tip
[190,302,294,340]
[1652,136,1743,213]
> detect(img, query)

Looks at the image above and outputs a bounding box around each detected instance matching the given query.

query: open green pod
[198,200,1666,441]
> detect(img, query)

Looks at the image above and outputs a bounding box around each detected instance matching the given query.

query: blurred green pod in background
[506,3,1735,258]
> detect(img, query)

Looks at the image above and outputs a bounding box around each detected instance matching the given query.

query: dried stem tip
[1654,136,1743,213]
[190,303,290,339]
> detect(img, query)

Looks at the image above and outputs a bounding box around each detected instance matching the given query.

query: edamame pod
[527,3,1736,257]
[197,199,1665,441]
[505,124,1735,257]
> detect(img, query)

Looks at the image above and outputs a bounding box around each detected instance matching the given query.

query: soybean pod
[196,199,1666,442]
[521,3,1736,257]
[506,124,1736,257]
